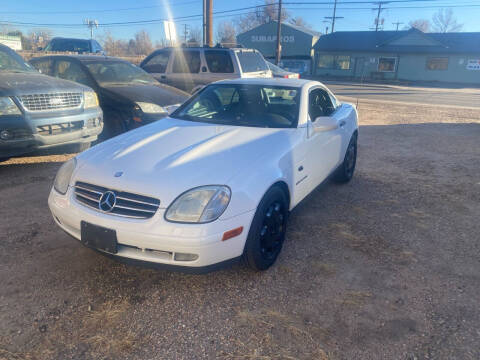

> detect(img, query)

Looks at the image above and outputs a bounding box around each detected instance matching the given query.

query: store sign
[251,35,295,43]
[466,59,480,70]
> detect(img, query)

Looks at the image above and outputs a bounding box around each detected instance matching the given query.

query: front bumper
[48,186,254,270]
[0,108,103,157]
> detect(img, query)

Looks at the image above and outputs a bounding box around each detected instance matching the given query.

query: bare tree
[432,8,463,33]
[129,30,153,55]
[288,16,310,29]
[101,31,128,56]
[26,29,52,50]
[217,21,237,45]
[407,19,431,32]
[236,0,290,33]
[188,26,202,45]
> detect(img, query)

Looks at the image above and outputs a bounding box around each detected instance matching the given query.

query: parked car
[44,37,103,54]
[140,46,272,93]
[0,44,102,159]
[48,78,358,273]
[266,61,300,79]
[30,55,189,138]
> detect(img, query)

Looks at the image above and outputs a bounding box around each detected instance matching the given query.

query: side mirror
[201,66,207,72]
[313,116,338,132]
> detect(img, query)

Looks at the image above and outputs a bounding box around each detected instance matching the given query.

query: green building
[313,29,480,84]
[236,21,320,75]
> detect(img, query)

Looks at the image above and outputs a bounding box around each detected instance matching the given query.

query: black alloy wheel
[333,133,357,183]
[243,186,288,271]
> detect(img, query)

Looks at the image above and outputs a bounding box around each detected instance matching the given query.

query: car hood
[102,83,188,106]
[76,117,294,207]
[0,72,89,97]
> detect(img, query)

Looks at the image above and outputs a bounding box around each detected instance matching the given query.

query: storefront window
[317,55,350,70]
[317,55,334,69]
[426,57,449,70]
[378,57,397,72]
[335,56,351,70]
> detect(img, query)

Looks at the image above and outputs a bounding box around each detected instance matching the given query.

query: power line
[1,1,479,29]
[0,0,199,14]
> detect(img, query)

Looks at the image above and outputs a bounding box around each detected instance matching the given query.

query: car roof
[214,77,318,88]
[31,54,125,62]
[50,37,93,42]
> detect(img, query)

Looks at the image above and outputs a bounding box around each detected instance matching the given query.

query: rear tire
[333,132,357,184]
[242,186,289,271]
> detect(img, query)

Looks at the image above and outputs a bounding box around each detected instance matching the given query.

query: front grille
[37,121,83,136]
[74,181,160,219]
[18,92,83,112]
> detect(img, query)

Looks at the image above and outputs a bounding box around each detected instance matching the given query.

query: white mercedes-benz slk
[49,78,358,272]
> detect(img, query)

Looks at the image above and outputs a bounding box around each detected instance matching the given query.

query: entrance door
[354,57,366,79]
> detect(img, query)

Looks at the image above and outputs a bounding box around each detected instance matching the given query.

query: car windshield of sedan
[0,48,35,73]
[172,84,300,128]
[85,61,156,86]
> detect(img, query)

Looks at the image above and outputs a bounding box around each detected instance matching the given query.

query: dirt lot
[1,100,479,360]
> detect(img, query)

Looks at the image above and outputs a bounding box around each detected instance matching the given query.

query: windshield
[267,61,289,74]
[236,51,269,73]
[84,61,156,86]
[0,48,35,73]
[172,84,300,128]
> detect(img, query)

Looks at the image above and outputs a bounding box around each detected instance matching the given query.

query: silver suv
[140,47,272,93]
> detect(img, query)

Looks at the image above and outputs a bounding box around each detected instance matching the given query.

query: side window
[172,51,201,73]
[32,59,53,75]
[327,90,340,109]
[54,60,93,87]
[205,50,234,73]
[143,51,170,73]
[309,89,335,120]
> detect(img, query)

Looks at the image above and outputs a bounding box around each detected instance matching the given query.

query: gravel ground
[1,100,479,360]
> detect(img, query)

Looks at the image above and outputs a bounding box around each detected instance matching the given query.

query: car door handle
[339,120,346,128]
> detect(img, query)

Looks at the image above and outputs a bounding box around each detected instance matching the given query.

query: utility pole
[324,15,344,34]
[275,0,282,65]
[374,2,388,32]
[331,0,337,33]
[84,19,98,39]
[202,0,207,46]
[206,0,213,47]
[183,24,189,44]
[392,21,403,31]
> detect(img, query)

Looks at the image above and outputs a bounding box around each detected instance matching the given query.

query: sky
[1,0,479,43]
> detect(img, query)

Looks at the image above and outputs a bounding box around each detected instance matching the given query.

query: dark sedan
[29,55,189,138]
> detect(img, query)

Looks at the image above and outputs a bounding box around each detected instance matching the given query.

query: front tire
[243,186,289,271]
[333,133,357,183]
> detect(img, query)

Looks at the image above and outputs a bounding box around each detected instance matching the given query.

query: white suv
[140,47,272,93]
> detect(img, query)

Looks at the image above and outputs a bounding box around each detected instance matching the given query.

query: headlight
[165,186,231,223]
[54,158,76,195]
[136,102,167,114]
[84,91,99,109]
[0,97,21,115]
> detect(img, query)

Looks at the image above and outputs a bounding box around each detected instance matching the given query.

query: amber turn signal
[222,226,243,241]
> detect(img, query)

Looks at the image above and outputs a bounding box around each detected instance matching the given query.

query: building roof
[238,20,320,39]
[314,29,480,54]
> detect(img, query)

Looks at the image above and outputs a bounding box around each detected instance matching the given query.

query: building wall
[236,22,317,59]
[397,54,480,83]
[314,51,480,84]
